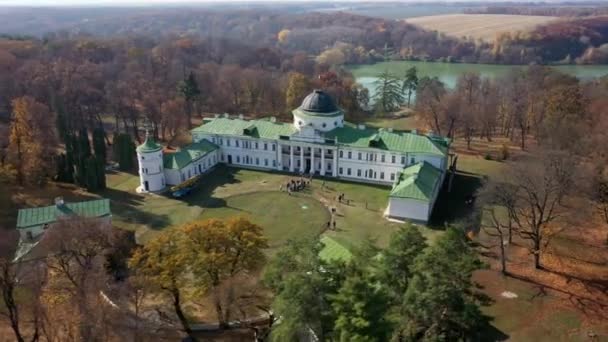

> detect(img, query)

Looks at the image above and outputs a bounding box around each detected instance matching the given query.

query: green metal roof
[390,162,442,201]
[136,135,162,153]
[192,117,298,140]
[16,199,111,229]
[163,139,219,170]
[193,118,449,156]
[326,124,449,155]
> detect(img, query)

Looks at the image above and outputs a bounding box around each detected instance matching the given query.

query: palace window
[401,156,406,165]
[256,158,259,165]
[265,159,269,166]
[357,169,362,177]
[272,144,276,151]
[381,154,385,163]
[380,172,384,180]
[411,157,415,164]
[339,150,343,158]
[390,173,395,181]
[227,140,231,147]
[339,167,343,175]
[264,143,268,150]
[348,151,352,159]
[237,156,241,163]
[358,153,362,160]
[273,160,277,167]
[347,168,352,176]
[255,142,259,149]
[236,140,240,147]
[391,155,396,163]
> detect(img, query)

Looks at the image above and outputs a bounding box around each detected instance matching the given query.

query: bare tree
[505,150,576,269]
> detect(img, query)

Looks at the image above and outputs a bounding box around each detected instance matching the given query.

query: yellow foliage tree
[8,96,55,185]
[277,29,291,44]
[285,72,311,112]
[130,217,268,337]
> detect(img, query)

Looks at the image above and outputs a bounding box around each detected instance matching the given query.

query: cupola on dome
[299,89,338,114]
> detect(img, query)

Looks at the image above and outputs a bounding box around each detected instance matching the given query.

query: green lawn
[103,166,447,250]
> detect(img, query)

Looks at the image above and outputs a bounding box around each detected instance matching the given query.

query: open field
[406,14,558,42]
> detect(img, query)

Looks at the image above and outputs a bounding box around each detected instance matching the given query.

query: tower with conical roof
[136,126,165,192]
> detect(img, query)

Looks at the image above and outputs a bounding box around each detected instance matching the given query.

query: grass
[199,192,329,249]
[319,235,352,262]
[103,166,447,250]
[406,14,557,42]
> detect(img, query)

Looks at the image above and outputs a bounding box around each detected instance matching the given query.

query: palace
[136,90,451,222]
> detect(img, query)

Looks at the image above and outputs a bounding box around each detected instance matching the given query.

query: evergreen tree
[264,237,346,341]
[402,66,419,107]
[331,274,391,342]
[373,70,403,114]
[380,224,427,299]
[178,71,201,129]
[113,133,136,171]
[396,228,486,341]
[74,129,91,187]
[84,155,99,192]
[92,127,106,161]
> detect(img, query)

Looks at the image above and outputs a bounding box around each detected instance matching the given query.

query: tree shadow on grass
[100,187,171,231]
[428,171,484,229]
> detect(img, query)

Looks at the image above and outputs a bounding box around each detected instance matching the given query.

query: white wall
[164,150,220,186]
[387,198,431,222]
[138,150,165,192]
[293,112,344,132]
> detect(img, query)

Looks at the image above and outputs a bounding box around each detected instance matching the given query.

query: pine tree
[178,71,201,129]
[402,66,419,107]
[396,228,486,341]
[331,274,391,342]
[113,133,135,171]
[373,70,403,114]
[85,155,99,192]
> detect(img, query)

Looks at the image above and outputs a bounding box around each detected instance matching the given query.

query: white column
[289,145,294,172]
[320,148,325,176]
[332,148,338,177]
[300,146,304,173]
[310,147,315,175]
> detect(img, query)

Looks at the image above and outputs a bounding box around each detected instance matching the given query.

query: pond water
[348,61,608,100]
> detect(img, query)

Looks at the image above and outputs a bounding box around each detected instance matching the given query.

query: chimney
[238,114,244,120]
[54,197,65,207]
[358,124,366,130]
[214,113,220,118]
[387,127,393,132]
[411,129,417,135]
[270,116,276,123]
[223,113,230,118]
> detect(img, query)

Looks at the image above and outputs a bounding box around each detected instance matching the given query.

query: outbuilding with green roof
[386,162,444,222]
[16,198,111,240]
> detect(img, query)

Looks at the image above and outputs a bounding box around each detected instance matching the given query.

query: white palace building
[136,90,451,222]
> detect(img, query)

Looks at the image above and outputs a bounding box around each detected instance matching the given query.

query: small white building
[385,161,444,223]
[136,89,451,221]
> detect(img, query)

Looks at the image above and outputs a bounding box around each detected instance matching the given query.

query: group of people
[337,193,350,205]
[281,177,311,195]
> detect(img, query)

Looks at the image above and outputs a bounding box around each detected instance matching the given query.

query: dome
[299,89,338,114]
[136,135,162,153]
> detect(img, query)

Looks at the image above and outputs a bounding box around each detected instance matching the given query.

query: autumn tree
[8,96,56,185]
[129,227,197,341]
[415,76,446,135]
[180,218,268,328]
[42,218,116,341]
[285,72,311,112]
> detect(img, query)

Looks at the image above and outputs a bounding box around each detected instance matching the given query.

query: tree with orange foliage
[8,96,56,185]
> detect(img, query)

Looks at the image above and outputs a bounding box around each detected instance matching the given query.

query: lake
[348,61,608,99]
